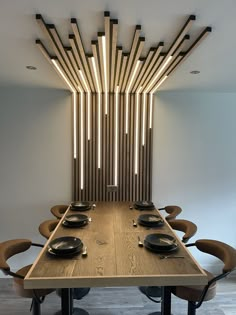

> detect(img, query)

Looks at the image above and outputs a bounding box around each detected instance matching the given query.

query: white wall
[153,92,236,272]
[0,87,72,272]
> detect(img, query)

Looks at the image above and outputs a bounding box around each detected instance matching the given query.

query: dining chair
[0,239,54,315]
[168,219,197,243]
[139,219,198,313]
[50,204,68,219]
[38,219,59,239]
[158,205,182,221]
[172,239,236,315]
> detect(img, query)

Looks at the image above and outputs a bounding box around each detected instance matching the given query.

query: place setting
[70,201,92,211]
[131,200,156,211]
[62,213,91,228]
[137,233,182,258]
[47,236,87,258]
[137,214,164,227]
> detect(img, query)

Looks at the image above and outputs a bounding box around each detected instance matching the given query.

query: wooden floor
[0,278,235,315]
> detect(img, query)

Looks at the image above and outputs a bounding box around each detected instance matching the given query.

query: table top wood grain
[24,202,207,289]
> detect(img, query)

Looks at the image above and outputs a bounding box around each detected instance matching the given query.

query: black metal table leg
[161,286,172,315]
[59,288,89,315]
[61,288,73,315]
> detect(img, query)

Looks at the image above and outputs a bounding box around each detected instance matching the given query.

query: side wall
[0,87,72,271]
[153,92,236,272]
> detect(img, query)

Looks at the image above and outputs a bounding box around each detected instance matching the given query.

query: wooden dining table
[24,202,207,315]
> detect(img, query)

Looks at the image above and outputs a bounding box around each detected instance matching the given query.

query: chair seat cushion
[139,286,162,297]
[171,270,217,302]
[13,265,54,298]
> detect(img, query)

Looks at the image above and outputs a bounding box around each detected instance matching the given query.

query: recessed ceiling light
[190,70,200,74]
[26,65,37,70]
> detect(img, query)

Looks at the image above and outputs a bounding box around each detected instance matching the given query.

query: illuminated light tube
[73,92,77,158]
[125,92,129,134]
[148,76,168,130]
[87,92,91,140]
[97,92,101,169]
[102,36,108,114]
[142,93,147,145]
[51,59,75,93]
[91,57,102,169]
[151,75,168,93]
[145,55,172,92]
[149,92,153,129]
[79,70,91,140]
[125,60,140,134]
[127,60,140,92]
[91,57,101,93]
[114,86,119,185]
[80,90,84,190]
[134,87,142,174]
[105,92,108,115]
[91,57,101,169]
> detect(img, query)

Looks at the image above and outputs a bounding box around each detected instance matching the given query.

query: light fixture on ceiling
[36,13,211,94]
[190,70,200,74]
[26,65,37,70]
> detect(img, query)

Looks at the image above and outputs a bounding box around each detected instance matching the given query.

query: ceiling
[1,0,236,92]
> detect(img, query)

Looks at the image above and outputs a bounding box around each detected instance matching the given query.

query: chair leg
[187,301,196,315]
[31,297,41,315]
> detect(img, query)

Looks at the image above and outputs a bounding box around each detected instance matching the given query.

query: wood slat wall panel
[134,43,164,93]
[122,25,141,91]
[119,95,124,200]
[114,47,122,89]
[139,97,144,201]
[68,36,92,91]
[130,95,135,201]
[105,95,110,201]
[36,16,78,91]
[104,12,110,93]
[146,95,152,201]
[99,94,105,201]
[36,12,210,202]
[84,94,88,201]
[119,54,129,89]
[143,95,148,200]
[125,95,131,201]
[98,34,106,93]
[123,38,145,92]
[49,26,82,89]
[102,94,107,201]
[71,19,95,92]
[109,94,114,200]
[92,94,96,201]
[110,20,118,92]
[77,93,81,200]
[132,47,156,92]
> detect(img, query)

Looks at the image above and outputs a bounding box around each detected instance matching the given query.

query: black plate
[64,214,88,226]
[144,241,178,253]
[71,201,90,209]
[138,214,164,227]
[70,205,91,211]
[134,201,155,210]
[135,201,154,208]
[47,247,82,257]
[144,233,177,250]
[48,236,83,254]
[62,220,87,228]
